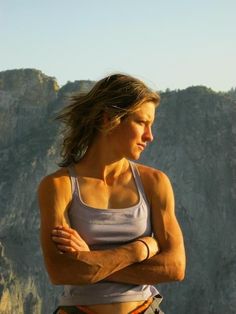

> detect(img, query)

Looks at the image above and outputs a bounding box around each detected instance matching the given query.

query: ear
[102,111,111,125]
[99,112,111,133]
[101,112,117,132]
[100,112,120,133]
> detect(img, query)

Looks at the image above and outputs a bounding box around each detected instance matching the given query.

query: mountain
[0,69,235,313]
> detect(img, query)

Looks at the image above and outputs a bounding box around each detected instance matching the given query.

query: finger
[53,237,90,253]
[53,235,89,252]
[56,244,76,253]
[51,232,84,248]
[52,229,72,239]
[52,236,78,250]
[55,226,84,241]
[55,226,76,234]
[52,228,90,251]
[52,227,81,238]
[53,227,89,249]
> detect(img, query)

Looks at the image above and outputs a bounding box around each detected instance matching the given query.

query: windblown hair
[56,73,160,166]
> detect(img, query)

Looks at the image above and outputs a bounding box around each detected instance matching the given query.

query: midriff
[84,298,152,314]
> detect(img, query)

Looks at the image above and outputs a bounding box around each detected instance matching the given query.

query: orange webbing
[130,297,153,314]
[58,298,153,314]
[76,305,96,314]
[57,310,68,314]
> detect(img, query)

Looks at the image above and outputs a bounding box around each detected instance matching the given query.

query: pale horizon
[1,0,235,92]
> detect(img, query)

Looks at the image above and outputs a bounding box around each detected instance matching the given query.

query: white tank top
[59,161,159,306]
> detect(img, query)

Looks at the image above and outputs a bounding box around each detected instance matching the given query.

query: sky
[1,0,235,92]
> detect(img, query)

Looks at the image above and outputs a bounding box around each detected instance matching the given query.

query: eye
[136,120,146,125]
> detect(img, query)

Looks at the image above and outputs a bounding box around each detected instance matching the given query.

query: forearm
[48,240,146,285]
[106,248,186,285]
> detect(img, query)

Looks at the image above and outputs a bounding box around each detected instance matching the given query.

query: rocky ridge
[0,69,235,313]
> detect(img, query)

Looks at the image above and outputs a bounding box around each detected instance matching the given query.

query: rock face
[0,69,235,313]
[0,69,60,314]
[141,87,236,313]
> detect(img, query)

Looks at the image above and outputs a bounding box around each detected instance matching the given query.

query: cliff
[0,69,235,313]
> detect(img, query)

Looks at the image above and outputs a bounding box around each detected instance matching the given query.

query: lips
[137,143,146,150]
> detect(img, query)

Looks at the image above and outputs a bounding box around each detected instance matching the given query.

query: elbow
[46,267,68,285]
[44,259,69,285]
[173,267,185,282]
[49,274,62,286]
[45,261,101,285]
[48,272,93,285]
[48,269,95,285]
[172,257,186,282]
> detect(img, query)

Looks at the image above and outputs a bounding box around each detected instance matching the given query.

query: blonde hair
[56,73,160,166]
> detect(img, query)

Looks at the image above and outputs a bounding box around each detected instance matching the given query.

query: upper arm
[150,170,185,263]
[105,169,186,285]
[37,170,71,280]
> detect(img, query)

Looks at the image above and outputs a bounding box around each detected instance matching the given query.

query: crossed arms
[38,167,186,285]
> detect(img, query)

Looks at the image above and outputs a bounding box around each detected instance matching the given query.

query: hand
[51,226,90,258]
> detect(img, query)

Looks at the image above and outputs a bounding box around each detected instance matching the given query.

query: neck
[76,135,129,183]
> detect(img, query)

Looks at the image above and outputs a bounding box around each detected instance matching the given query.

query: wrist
[136,239,150,261]
[133,239,150,262]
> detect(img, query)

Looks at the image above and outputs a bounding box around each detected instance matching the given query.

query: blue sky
[1,0,235,91]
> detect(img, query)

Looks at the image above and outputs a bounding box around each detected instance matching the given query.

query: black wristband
[136,239,150,261]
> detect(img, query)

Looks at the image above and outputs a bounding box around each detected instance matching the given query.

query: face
[109,101,156,160]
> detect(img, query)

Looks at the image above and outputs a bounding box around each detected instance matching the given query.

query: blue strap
[67,165,77,196]
[130,161,150,206]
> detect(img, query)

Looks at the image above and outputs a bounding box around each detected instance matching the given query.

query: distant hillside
[225,87,236,101]
[0,69,235,314]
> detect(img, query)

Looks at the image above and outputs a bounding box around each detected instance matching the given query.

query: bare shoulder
[38,167,72,206]
[37,167,73,230]
[136,163,173,205]
[136,163,171,188]
[38,167,70,191]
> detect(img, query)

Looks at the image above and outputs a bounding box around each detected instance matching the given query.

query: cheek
[111,121,140,144]
[129,125,141,138]
[123,128,137,142]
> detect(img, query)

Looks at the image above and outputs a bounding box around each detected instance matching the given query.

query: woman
[38,74,186,314]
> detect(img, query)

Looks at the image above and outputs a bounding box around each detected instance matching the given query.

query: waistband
[54,294,164,314]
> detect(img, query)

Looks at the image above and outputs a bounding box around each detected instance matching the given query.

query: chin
[128,152,142,161]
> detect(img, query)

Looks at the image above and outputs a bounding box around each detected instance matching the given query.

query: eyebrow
[135,112,155,122]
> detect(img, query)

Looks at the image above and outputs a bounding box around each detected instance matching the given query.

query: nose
[144,125,154,142]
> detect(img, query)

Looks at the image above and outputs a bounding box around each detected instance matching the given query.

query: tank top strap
[67,164,78,196]
[129,161,150,206]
